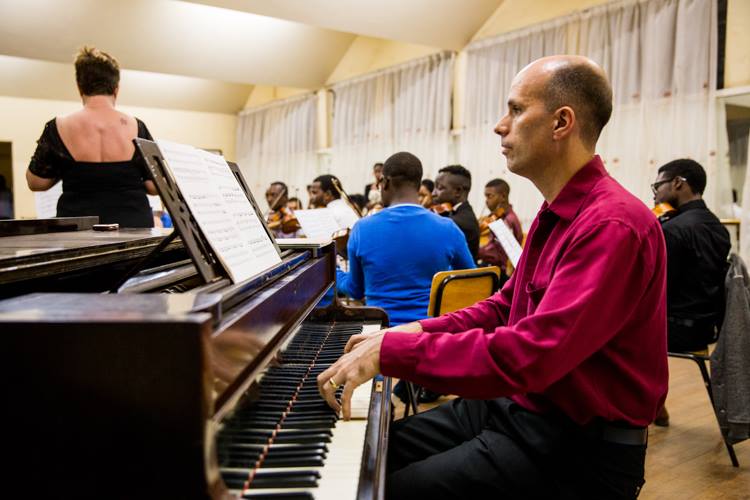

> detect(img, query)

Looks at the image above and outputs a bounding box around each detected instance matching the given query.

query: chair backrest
[428,267,501,317]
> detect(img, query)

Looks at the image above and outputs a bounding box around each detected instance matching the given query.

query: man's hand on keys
[344,321,423,353]
[317,332,385,420]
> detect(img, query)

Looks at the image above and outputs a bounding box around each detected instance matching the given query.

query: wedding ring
[328,377,339,390]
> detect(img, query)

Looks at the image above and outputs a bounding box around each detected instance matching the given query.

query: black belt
[584,422,648,446]
[668,316,717,329]
[668,316,697,328]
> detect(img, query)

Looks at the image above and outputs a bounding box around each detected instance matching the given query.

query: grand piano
[0,142,392,499]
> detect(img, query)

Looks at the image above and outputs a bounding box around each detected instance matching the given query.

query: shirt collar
[543,155,607,221]
[677,199,707,213]
[389,203,423,209]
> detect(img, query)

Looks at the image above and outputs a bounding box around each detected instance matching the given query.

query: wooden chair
[402,267,502,418]
[428,266,502,317]
[667,349,740,467]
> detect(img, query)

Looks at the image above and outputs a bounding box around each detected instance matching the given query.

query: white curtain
[460,0,721,229]
[330,51,454,197]
[236,93,319,211]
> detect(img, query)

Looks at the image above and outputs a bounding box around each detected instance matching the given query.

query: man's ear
[552,106,575,140]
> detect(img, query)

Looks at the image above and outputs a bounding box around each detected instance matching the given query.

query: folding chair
[667,349,739,467]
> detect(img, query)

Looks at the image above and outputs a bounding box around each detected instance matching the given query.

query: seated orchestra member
[306,184,320,209]
[264,181,302,239]
[432,165,480,260]
[418,179,434,208]
[318,55,667,499]
[336,151,474,326]
[26,46,157,227]
[477,178,523,277]
[286,197,302,211]
[652,159,730,352]
[309,174,360,229]
[364,161,384,208]
[651,159,730,427]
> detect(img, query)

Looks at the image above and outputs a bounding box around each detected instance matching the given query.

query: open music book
[489,218,523,268]
[293,208,343,240]
[156,139,281,283]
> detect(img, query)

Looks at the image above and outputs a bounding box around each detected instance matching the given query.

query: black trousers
[386,398,646,500]
[667,320,716,352]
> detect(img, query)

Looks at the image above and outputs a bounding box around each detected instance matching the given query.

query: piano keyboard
[218,321,383,499]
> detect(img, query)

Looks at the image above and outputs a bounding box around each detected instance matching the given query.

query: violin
[431,202,453,215]
[267,207,301,234]
[652,202,677,223]
[478,207,506,246]
[479,207,506,233]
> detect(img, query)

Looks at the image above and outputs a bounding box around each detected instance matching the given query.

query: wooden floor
[391,357,750,498]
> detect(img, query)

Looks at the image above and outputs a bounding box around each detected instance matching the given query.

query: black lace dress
[28,118,154,228]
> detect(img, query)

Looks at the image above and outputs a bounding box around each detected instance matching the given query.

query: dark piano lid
[0,292,221,322]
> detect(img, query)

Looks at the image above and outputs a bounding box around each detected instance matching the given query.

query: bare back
[56,107,138,162]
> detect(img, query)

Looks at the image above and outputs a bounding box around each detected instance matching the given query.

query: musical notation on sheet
[156,140,280,283]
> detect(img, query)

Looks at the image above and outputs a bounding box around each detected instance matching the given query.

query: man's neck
[676,194,702,209]
[532,147,594,203]
[388,191,420,206]
[496,202,510,213]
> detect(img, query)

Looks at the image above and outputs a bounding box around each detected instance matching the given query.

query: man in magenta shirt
[318,55,668,499]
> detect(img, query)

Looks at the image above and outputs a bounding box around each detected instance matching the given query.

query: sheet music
[489,218,523,268]
[34,182,62,218]
[156,140,280,283]
[294,209,342,240]
[199,149,280,270]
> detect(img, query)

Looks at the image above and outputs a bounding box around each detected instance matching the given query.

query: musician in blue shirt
[337,151,475,326]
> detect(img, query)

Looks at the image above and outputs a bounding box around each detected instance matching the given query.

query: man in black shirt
[652,159,730,427]
[433,165,480,261]
[652,159,731,354]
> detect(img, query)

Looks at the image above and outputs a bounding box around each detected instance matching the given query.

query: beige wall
[726,0,750,88]
[325,36,440,85]
[244,86,311,108]
[0,95,237,218]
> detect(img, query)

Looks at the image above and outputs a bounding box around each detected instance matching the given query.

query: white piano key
[231,322,384,500]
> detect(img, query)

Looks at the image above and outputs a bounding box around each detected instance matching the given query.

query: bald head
[520,56,612,148]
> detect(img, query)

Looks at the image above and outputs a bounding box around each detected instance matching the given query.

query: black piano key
[242,493,314,500]
[257,455,325,468]
[248,471,320,489]
[221,470,320,489]
[221,443,328,454]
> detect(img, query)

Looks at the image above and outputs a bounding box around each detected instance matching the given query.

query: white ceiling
[183,0,504,50]
[0,0,504,113]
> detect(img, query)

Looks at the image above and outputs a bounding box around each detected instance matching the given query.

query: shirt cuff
[380,331,420,381]
[419,316,455,332]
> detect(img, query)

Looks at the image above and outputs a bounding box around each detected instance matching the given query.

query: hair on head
[658,159,707,195]
[421,179,435,192]
[438,165,472,192]
[74,46,120,96]
[541,62,612,147]
[270,181,288,195]
[314,174,342,199]
[485,178,510,196]
[383,152,423,190]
